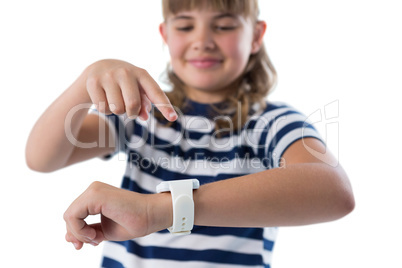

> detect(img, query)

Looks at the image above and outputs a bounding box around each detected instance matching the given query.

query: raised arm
[26,59,177,172]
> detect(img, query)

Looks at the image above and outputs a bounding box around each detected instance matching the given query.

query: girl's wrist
[65,66,92,105]
[76,66,93,103]
[147,192,173,233]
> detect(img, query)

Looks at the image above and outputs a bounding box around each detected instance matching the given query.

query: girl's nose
[191,27,216,51]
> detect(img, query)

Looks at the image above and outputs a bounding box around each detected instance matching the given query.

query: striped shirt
[100,100,322,268]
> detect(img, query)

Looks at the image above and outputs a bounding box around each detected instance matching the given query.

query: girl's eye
[215,25,237,31]
[176,26,193,32]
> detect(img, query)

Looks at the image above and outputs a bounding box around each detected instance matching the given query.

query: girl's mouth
[187,58,222,69]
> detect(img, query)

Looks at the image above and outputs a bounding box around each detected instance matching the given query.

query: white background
[1,0,401,267]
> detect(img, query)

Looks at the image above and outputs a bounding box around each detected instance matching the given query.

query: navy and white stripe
[100,100,322,268]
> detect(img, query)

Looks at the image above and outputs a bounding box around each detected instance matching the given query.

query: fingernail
[169,111,178,120]
[83,236,95,243]
[109,104,116,112]
[73,242,79,249]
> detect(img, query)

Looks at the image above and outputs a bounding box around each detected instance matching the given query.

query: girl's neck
[183,86,234,104]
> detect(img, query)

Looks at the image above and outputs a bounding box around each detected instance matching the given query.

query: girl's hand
[63,182,172,250]
[85,59,177,121]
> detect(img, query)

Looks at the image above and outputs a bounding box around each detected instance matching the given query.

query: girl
[26,0,354,267]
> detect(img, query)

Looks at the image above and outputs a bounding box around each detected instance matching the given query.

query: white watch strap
[156,179,199,235]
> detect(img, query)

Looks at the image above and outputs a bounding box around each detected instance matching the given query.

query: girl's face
[160,8,265,103]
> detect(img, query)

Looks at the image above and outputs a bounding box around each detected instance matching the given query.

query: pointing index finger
[137,70,178,121]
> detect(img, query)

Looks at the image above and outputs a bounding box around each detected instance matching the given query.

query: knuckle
[114,67,130,79]
[103,71,114,82]
[88,181,103,195]
[86,76,100,92]
[136,67,148,77]
[63,211,72,222]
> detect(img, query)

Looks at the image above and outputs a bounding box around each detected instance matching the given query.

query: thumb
[89,223,106,245]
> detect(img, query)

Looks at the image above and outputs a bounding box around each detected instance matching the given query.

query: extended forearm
[62,164,353,246]
[26,71,91,172]
[193,163,354,227]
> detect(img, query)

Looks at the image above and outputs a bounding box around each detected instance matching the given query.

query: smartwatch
[156,179,200,235]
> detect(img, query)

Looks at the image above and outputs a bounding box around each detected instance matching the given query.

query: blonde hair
[160,0,277,131]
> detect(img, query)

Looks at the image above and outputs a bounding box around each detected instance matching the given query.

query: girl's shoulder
[252,100,302,118]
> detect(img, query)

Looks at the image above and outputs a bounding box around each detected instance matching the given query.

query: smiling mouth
[187,58,223,69]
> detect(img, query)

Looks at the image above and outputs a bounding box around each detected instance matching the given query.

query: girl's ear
[159,22,168,43]
[251,21,267,54]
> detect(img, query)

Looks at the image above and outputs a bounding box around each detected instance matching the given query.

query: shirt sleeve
[257,103,324,169]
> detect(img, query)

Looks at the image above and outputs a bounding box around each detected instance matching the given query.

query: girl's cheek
[224,29,254,54]
[168,39,185,58]
[220,37,247,58]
